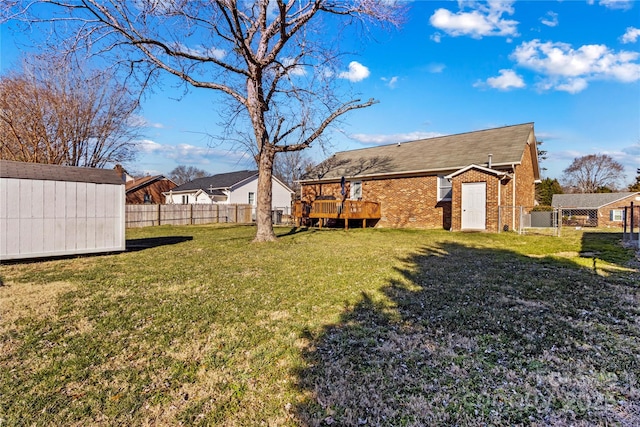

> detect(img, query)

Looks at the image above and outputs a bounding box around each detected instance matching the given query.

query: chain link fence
[498,206,559,236]
[499,205,639,245]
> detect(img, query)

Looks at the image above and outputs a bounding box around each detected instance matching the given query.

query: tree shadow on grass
[126,236,193,251]
[580,231,638,268]
[295,243,640,426]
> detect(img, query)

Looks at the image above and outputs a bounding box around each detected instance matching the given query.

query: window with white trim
[438,176,452,201]
[248,192,255,205]
[350,181,362,200]
[610,209,624,222]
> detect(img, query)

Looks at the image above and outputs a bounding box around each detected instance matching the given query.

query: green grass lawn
[1,225,638,426]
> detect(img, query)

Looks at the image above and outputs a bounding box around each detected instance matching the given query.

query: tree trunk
[254,147,277,242]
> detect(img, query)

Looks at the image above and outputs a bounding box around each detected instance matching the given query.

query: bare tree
[562,154,625,193]
[169,165,210,185]
[4,0,403,241]
[0,54,140,168]
[273,151,315,195]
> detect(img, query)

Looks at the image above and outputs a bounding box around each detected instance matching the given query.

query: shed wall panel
[1,175,125,260]
[0,180,7,256]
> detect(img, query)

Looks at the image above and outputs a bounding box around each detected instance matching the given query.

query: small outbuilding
[551,192,640,227]
[0,160,126,260]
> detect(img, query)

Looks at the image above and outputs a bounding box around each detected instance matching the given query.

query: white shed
[0,160,126,260]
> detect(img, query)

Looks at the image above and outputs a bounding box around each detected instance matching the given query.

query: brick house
[113,165,177,204]
[298,123,540,232]
[552,192,640,228]
[125,175,177,204]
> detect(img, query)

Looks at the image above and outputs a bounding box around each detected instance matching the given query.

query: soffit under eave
[299,164,519,185]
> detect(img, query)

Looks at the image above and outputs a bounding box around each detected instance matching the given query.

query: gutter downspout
[497,176,501,231]
[512,164,516,231]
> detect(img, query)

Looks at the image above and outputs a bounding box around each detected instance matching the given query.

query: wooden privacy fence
[126,204,254,228]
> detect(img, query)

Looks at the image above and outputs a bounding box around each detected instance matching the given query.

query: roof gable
[445,164,508,179]
[0,160,123,185]
[551,192,640,208]
[125,175,175,193]
[302,123,536,181]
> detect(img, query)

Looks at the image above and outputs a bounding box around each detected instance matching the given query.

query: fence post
[157,204,161,226]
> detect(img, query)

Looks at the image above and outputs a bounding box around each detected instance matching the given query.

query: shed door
[461,182,486,230]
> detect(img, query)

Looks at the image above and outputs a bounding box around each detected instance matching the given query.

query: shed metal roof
[0,160,124,185]
[302,123,536,182]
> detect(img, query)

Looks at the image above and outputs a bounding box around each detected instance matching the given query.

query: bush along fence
[125,204,293,228]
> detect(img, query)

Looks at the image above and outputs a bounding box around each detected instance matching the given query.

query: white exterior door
[461,182,486,230]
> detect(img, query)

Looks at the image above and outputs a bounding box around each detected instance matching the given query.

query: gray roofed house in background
[552,192,640,208]
[302,123,538,182]
[164,169,293,209]
[170,170,258,196]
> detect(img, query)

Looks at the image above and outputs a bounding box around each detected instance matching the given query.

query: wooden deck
[294,200,381,229]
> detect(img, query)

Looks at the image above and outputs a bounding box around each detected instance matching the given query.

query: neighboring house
[298,123,540,232]
[113,165,177,204]
[1,160,125,260]
[163,170,294,210]
[125,175,177,204]
[551,192,640,228]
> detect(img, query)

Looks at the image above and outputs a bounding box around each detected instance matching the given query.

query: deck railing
[294,200,381,228]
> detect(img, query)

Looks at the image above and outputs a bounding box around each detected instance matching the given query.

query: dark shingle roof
[0,160,124,185]
[302,123,536,181]
[551,192,640,208]
[171,170,258,194]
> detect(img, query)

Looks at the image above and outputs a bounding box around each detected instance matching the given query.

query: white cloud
[554,78,588,94]
[338,61,370,82]
[137,139,165,153]
[599,0,633,10]
[481,69,526,90]
[281,57,307,76]
[428,63,446,73]
[170,42,226,60]
[381,76,399,89]
[136,139,249,164]
[540,11,558,27]
[349,131,443,146]
[511,39,640,92]
[429,0,519,39]
[128,115,164,128]
[621,27,640,44]
[431,32,442,43]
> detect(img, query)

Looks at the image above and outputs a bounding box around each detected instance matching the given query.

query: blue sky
[2,0,639,187]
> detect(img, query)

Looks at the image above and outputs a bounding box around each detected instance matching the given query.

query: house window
[350,181,362,200]
[248,192,255,205]
[438,176,452,201]
[181,195,189,204]
[143,193,151,204]
[610,209,624,222]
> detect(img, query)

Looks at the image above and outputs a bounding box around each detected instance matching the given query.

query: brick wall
[597,196,640,228]
[450,170,502,232]
[301,176,451,229]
